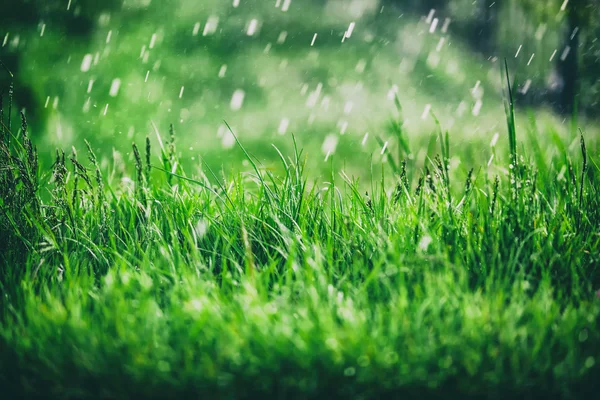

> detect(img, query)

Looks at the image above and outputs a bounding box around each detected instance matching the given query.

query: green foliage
[1,94,599,398]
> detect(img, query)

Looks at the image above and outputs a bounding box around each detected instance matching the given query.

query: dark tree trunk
[557,2,581,115]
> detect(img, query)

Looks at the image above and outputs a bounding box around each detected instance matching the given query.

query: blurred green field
[2,0,598,179]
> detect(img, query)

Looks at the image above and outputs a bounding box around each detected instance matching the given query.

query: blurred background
[1,0,598,176]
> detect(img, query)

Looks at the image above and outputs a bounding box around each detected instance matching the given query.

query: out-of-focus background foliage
[1,0,598,173]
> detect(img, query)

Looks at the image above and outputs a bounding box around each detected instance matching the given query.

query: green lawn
[1,89,600,399]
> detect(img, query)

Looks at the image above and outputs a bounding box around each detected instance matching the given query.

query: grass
[1,74,600,399]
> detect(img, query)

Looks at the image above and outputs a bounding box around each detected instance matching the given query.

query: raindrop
[362,133,369,146]
[80,54,93,72]
[441,18,451,33]
[472,99,483,116]
[515,45,522,58]
[322,134,338,158]
[278,118,289,135]
[426,9,435,24]
[277,31,288,44]
[490,132,500,147]
[109,78,121,97]
[355,59,366,73]
[149,33,157,49]
[246,19,260,36]
[429,18,439,33]
[527,53,535,66]
[380,141,389,155]
[203,16,219,36]
[421,104,431,120]
[230,89,245,111]
[346,22,356,38]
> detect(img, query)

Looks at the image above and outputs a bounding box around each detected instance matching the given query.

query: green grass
[1,83,600,399]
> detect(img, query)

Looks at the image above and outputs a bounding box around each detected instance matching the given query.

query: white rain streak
[560,46,571,61]
[81,54,93,72]
[203,16,219,36]
[515,45,522,58]
[421,104,431,120]
[436,37,446,52]
[306,83,323,108]
[570,27,579,40]
[149,33,157,49]
[233,0,240,8]
[472,99,483,116]
[527,53,535,66]
[247,19,259,36]
[2,33,8,47]
[426,9,435,24]
[560,0,569,11]
[44,96,50,108]
[380,141,389,155]
[277,31,288,44]
[429,18,438,33]
[192,22,201,36]
[67,0,72,10]
[278,118,289,135]
[311,33,317,46]
[109,78,121,97]
[344,102,353,115]
[103,104,109,116]
[179,86,185,99]
[361,133,369,146]
[106,30,112,44]
[322,134,338,160]
[441,18,451,33]
[346,22,356,38]
[355,59,366,73]
[145,70,150,82]
[535,24,546,41]
[549,49,558,62]
[472,81,481,92]
[83,97,91,113]
[490,132,500,148]
[339,120,348,135]
[40,24,46,37]
[218,65,227,78]
[230,89,245,111]
[87,80,94,94]
[282,0,292,12]
[520,79,532,95]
